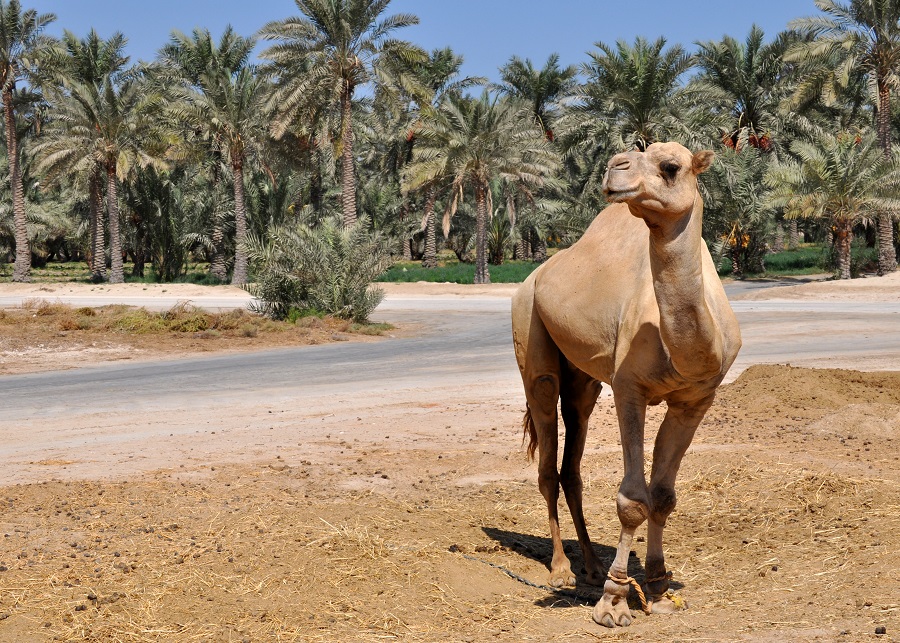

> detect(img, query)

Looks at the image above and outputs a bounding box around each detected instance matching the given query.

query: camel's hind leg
[513,281,572,587]
[527,380,575,587]
[559,359,605,585]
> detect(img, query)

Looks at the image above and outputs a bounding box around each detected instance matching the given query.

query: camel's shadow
[481,527,684,608]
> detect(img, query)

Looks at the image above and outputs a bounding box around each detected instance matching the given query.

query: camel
[511,142,741,627]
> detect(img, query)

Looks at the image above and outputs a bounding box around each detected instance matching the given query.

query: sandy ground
[730,271,900,302]
[0,276,899,642]
[0,282,251,299]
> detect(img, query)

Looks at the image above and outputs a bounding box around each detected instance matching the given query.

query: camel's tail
[522,404,538,461]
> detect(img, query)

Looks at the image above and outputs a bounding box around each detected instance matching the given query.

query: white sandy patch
[731,270,900,301]
[0,282,249,299]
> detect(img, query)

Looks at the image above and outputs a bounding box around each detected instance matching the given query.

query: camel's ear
[692,150,715,175]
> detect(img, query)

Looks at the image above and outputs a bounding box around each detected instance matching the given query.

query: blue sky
[32,0,814,81]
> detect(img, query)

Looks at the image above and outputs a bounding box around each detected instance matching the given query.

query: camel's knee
[538,469,560,502]
[649,484,677,524]
[616,491,649,530]
[529,374,559,410]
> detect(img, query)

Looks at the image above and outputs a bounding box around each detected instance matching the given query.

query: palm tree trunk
[422,187,438,268]
[231,159,249,285]
[209,214,227,282]
[518,234,531,261]
[399,201,412,260]
[5,86,29,282]
[773,223,785,253]
[531,229,548,263]
[876,79,897,275]
[106,164,124,284]
[836,220,852,280]
[132,221,145,278]
[788,219,799,250]
[731,244,743,279]
[340,86,357,228]
[474,182,490,284]
[89,168,106,282]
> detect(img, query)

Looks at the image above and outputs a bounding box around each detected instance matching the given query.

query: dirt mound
[719,364,900,411]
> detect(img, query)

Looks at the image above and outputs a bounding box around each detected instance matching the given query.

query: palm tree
[159,26,255,282]
[576,36,693,152]
[693,26,792,151]
[789,0,900,274]
[767,130,900,279]
[406,91,558,284]
[401,47,483,268]
[496,53,575,261]
[558,36,692,205]
[168,61,267,285]
[701,146,775,277]
[496,53,577,142]
[0,0,54,281]
[34,67,168,283]
[38,29,128,281]
[259,0,422,228]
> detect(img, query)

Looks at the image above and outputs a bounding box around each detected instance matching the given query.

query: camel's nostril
[610,158,631,171]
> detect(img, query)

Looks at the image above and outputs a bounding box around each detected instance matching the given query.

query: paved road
[2,288,898,481]
[3,290,899,418]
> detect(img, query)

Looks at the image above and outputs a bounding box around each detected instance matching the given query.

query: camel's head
[601,142,714,219]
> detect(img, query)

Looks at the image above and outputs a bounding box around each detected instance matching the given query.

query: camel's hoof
[593,592,634,628]
[650,591,687,614]
[548,568,576,588]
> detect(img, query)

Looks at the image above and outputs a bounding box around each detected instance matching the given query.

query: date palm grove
[1,0,899,302]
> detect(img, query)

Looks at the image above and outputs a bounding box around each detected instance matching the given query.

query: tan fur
[511,142,741,627]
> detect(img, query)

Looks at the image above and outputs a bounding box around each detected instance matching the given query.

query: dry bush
[296,316,325,329]
[109,309,168,333]
[57,315,80,331]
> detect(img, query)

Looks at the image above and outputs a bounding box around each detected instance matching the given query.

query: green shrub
[246,216,392,323]
[286,307,324,324]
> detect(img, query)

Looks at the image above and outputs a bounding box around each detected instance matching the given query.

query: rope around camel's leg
[606,572,652,615]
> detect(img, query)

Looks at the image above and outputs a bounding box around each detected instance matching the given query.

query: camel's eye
[660,161,680,182]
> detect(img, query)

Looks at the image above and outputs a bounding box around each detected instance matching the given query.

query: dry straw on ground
[1,366,899,641]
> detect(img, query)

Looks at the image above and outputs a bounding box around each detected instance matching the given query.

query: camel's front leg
[645,399,712,612]
[593,390,649,628]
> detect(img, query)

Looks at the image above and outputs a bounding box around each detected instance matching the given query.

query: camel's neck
[639,196,724,381]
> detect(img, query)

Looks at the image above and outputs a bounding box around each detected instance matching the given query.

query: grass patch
[349,322,393,336]
[379,260,540,284]
[761,245,824,275]
[286,307,326,324]
[725,244,879,278]
[7,300,391,341]
[718,244,840,278]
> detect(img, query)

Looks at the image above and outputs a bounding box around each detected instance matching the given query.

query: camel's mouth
[603,187,641,203]
[602,171,641,203]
